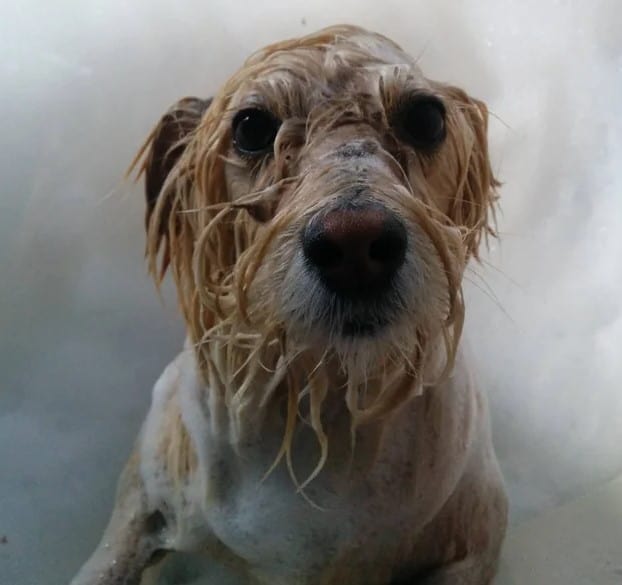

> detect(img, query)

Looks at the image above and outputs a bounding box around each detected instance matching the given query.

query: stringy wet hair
[129,26,498,491]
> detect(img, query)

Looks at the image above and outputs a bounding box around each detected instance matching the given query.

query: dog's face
[137,25,496,388]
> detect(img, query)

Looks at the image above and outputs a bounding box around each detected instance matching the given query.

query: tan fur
[158,396,198,483]
[131,26,496,483]
[71,25,507,585]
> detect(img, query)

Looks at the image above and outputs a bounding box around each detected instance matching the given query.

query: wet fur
[71,25,507,585]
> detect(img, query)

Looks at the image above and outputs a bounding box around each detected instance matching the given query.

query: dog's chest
[200,430,419,582]
[140,350,467,583]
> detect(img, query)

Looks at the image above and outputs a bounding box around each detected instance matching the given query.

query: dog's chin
[336,302,395,338]
[274,256,418,350]
[340,319,387,338]
[291,289,403,344]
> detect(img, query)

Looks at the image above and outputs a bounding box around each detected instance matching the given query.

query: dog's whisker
[464,265,505,304]
[95,181,125,206]
[477,257,524,290]
[462,273,515,325]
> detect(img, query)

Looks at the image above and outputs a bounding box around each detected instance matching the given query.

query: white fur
[88,344,505,585]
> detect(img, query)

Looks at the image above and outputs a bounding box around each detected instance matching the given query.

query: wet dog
[71,25,507,585]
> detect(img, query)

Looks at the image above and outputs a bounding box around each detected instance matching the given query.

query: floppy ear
[142,97,212,232]
[130,96,211,277]
[443,87,499,259]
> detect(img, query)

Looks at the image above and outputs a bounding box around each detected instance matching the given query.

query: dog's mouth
[341,317,389,338]
[311,286,403,339]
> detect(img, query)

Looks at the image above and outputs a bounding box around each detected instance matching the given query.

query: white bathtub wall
[498,475,622,584]
[0,1,620,584]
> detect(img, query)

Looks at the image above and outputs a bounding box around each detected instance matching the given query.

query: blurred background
[1,1,620,583]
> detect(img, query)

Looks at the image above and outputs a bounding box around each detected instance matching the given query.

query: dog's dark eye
[395,96,446,150]
[232,108,280,155]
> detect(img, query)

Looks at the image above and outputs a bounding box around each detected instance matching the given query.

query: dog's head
[133,25,497,429]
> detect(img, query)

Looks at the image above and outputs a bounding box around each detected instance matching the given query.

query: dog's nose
[302,205,407,297]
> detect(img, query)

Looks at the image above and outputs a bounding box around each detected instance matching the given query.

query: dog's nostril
[369,230,406,266]
[304,236,343,269]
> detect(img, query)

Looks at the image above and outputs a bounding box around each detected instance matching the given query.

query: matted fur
[130,25,498,487]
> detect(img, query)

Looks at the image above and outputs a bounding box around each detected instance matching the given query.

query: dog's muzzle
[300,202,407,336]
[302,202,407,298]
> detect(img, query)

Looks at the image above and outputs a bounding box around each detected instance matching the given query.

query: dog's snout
[302,205,407,297]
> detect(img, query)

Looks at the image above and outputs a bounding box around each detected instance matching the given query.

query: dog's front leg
[70,450,166,585]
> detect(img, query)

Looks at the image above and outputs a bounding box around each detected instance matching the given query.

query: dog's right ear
[142,97,212,231]
[130,97,211,278]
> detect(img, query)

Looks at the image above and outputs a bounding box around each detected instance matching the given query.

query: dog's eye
[395,96,446,150]
[232,108,280,155]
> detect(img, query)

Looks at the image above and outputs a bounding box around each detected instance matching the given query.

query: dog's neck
[190,326,450,446]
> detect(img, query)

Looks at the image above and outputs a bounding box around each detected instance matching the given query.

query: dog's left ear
[444,88,498,259]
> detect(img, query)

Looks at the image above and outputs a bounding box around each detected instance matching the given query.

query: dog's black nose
[302,205,407,297]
